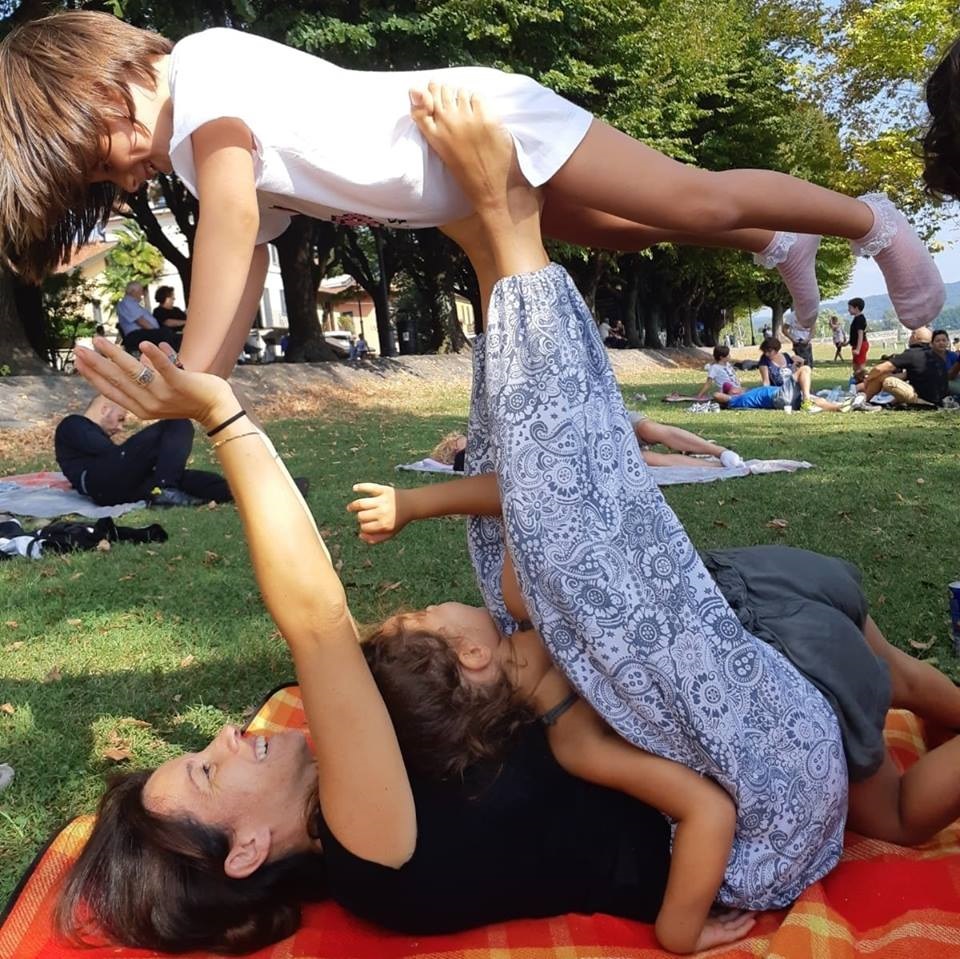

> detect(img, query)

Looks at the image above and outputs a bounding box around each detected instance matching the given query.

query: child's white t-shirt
[706,362,738,388]
[168,29,594,244]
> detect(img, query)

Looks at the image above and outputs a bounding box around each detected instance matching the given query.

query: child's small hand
[694,911,756,951]
[347,483,409,544]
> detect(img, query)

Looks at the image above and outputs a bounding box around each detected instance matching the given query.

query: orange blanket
[3,685,959,959]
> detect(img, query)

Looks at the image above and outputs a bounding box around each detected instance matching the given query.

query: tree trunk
[0,269,47,374]
[274,218,336,362]
[373,230,396,357]
[643,303,662,350]
[127,185,194,296]
[770,302,786,338]
[443,294,469,352]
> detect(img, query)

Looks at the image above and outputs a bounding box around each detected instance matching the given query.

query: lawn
[1,347,958,903]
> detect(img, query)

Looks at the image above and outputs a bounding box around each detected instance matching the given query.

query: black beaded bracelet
[206,409,247,437]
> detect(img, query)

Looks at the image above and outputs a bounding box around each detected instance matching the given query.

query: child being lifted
[0,11,944,378]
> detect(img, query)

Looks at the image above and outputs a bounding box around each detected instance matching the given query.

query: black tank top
[315,725,670,934]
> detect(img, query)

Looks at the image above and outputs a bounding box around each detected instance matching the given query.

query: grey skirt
[703,545,891,781]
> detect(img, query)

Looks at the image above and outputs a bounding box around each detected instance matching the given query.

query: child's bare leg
[862,615,960,728]
[547,121,944,329]
[848,739,960,845]
[543,184,820,326]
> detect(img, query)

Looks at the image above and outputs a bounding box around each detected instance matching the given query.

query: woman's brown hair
[0,12,172,281]
[363,621,536,780]
[55,770,327,954]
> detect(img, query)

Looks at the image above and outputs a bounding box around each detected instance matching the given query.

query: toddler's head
[712,344,730,363]
[923,37,960,201]
[0,12,171,280]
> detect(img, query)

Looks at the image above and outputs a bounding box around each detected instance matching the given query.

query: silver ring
[131,365,155,386]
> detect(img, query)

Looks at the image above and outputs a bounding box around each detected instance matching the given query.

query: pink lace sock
[753,232,821,329]
[851,194,945,330]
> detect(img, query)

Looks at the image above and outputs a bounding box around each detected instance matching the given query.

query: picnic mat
[0,472,144,520]
[397,458,813,486]
[3,686,959,959]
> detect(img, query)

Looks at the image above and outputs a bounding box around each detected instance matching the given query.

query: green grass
[1,348,959,903]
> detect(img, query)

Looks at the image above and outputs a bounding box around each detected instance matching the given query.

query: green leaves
[100,220,165,313]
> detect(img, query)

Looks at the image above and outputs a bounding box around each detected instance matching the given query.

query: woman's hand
[347,483,411,544]
[692,911,756,952]
[75,338,239,432]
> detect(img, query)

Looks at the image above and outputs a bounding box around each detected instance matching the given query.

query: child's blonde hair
[0,12,171,281]
[431,431,467,465]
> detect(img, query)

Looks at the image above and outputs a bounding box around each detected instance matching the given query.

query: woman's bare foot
[410,83,547,279]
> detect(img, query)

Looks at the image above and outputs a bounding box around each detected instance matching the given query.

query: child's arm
[695,374,715,399]
[347,474,502,543]
[548,702,748,954]
[175,118,264,377]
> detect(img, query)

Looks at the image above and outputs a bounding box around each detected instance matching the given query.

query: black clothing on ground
[153,305,187,327]
[701,546,891,781]
[452,448,466,472]
[316,723,671,935]
[54,416,231,506]
[849,313,867,349]
[121,327,181,354]
[889,343,949,406]
[0,516,167,560]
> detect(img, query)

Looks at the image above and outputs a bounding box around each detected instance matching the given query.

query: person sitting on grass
[863,327,949,408]
[348,334,369,362]
[932,328,960,396]
[695,343,743,399]
[54,393,231,507]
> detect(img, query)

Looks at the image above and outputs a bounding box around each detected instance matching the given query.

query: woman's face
[143,725,316,840]
[932,332,949,356]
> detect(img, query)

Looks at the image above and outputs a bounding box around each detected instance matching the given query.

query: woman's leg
[546,121,944,329]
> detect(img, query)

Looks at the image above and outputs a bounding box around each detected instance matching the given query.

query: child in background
[696,344,743,398]
[0,12,945,381]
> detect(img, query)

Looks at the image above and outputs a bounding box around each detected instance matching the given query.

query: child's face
[90,115,169,192]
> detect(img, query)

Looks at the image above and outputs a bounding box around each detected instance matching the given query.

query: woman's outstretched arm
[75,338,415,867]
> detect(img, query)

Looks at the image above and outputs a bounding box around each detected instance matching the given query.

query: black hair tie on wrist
[206,409,247,437]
